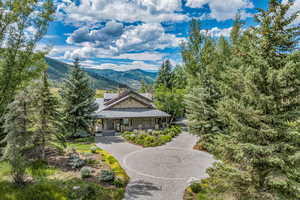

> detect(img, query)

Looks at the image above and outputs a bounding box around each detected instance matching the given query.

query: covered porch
[94,117,169,133]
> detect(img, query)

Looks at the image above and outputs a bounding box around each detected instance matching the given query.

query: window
[123,118,129,125]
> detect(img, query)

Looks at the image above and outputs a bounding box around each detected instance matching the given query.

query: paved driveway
[96,132,215,200]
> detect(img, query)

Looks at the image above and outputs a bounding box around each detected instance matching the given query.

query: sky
[41,0,300,71]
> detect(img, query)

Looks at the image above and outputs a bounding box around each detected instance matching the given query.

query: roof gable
[103,95,153,110]
[104,90,152,106]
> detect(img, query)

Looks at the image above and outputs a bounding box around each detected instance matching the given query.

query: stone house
[93,90,170,133]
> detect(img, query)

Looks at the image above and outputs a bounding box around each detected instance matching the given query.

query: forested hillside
[46,57,157,89]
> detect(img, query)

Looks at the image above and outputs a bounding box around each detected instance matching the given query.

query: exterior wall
[111,97,148,109]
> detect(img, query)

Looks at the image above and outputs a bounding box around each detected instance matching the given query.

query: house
[93,90,171,133]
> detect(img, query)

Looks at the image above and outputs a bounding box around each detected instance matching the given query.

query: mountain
[46,57,128,90]
[46,57,158,90]
[84,68,158,89]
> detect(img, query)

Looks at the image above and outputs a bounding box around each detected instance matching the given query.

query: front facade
[93,90,170,133]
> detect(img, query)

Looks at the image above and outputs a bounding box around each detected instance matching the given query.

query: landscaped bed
[122,125,181,147]
[0,137,129,200]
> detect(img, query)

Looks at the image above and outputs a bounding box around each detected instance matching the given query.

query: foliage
[33,72,65,160]
[122,126,181,147]
[155,59,173,89]
[90,146,97,154]
[98,170,115,182]
[0,0,54,141]
[0,178,125,200]
[154,85,186,121]
[1,88,35,185]
[183,1,300,199]
[68,153,85,169]
[60,58,98,138]
[80,167,92,178]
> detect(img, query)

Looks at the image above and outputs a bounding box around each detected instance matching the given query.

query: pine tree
[60,58,98,138]
[33,72,63,160]
[155,59,173,89]
[0,0,54,142]
[1,89,34,185]
[183,22,226,153]
[208,1,300,199]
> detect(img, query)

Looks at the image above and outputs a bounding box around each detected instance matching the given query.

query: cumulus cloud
[66,22,181,54]
[282,0,300,24]
[186,0,253,21]
[66,21,124,48]
[56,0,187,25]
[201,27,232,37]
[84,60,160,71]
[115,23,180,53]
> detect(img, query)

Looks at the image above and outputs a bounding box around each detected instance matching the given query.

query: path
[96,132,215,200]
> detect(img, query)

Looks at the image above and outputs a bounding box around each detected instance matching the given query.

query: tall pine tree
[207,1,300,199]
[1,88,34,185]
[155,59,173,89]
[60,58,98,138]
[33,72,63,160]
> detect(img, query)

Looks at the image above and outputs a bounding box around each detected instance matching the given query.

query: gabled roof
[104,90,152,106]
[93,90,170,119]
[103,94,154,110]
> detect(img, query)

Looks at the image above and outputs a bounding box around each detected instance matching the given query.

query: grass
[96,90,106,98]
[0,178,125,200]
[0,136,128,200]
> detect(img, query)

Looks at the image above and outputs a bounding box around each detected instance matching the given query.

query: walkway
[96,132,215,200]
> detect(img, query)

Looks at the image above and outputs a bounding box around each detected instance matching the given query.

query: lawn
[0,137,129,200]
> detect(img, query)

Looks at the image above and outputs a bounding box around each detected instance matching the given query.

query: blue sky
[40,0,299,71]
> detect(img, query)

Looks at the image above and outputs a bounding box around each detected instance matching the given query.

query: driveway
[96,132,215,200]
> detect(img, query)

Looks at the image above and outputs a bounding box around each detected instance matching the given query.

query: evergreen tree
[1,89,34,185]
[60,58,98,138]
[0,0,54,141]
[155,59,173,89]
[183,22,226,153]
[33,72,64,160]
[207,1,300,199]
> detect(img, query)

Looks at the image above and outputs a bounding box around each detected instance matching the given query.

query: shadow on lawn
[125,180,161,199]
[96,136,125,144]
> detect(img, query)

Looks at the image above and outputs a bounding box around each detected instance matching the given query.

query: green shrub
[98,170,115,182]
[113,178,125,187]
[159,135,172,144]
[68,153,85,169]
[190,182,202,193]
[80,167,92,178]
[90,146,97,154]
[21,180,67,200]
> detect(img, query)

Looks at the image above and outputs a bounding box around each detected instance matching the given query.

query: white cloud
[115,23,180,53]
[282,0,300,24]
[186,0,253,21]
[56,0,187,25]
[66,22,181,54]
[201,27,232,37]
[84,60,160,71]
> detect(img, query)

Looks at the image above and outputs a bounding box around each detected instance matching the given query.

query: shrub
[90,146,97,154]
[159,135,172,144]
[68,153,85,169]
[98,170,115,182]
[190,182,202,193]
[113,178,125,188]
[80,167,92,178]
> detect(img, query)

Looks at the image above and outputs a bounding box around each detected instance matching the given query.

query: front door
[106,119,114,130]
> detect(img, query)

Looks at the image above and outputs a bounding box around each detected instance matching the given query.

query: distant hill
[46,57,128,90]
[84,68,158,89]
[45,57,158,90]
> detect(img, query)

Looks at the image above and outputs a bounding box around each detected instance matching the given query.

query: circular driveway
[124,147,213,180]
[96,132,215,200]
